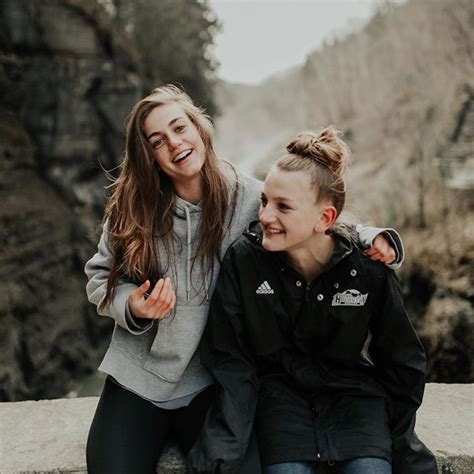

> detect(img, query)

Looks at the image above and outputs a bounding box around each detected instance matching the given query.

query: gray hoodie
[85,164,263,405]
[85,163,404,407]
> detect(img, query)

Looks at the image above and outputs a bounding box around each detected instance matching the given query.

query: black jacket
[188,223,437,473]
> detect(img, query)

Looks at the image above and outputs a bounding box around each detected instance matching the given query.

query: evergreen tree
[112,0,220,115]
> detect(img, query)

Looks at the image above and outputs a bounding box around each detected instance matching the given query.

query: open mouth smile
[264,227,285,237]
[173,149,193,164]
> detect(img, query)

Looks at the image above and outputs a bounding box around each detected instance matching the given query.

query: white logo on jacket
[256,281,274,294]
[332,289,368,306]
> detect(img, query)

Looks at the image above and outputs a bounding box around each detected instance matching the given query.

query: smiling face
[143,102,206,187]
[259,167,335,253]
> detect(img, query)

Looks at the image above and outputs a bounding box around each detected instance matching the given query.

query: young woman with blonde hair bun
[85,86,404,473]
[189,126,437,474]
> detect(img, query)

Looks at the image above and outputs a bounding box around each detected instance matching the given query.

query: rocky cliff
[0,0,142,400]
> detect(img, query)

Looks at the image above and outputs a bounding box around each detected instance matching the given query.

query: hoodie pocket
[143,304,208,383]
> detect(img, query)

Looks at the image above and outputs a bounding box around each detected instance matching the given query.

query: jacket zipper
[312,405,322,462]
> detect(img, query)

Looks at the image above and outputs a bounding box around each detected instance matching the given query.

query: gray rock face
[2,0,141,216]
[0,0,142,401]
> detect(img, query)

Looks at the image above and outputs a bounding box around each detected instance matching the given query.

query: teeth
[266,228,283,234]
[173,150,192,163]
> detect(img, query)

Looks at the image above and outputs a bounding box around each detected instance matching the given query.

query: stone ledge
[0,384,472,473]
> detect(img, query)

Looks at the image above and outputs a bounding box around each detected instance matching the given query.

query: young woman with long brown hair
[85,85,403,473]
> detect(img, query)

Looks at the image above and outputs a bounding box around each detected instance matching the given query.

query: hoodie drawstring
[184,205,192,302]
[203,270,209,301]
[182,202,211,302]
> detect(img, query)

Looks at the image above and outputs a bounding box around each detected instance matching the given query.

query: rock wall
[0,0,142,400]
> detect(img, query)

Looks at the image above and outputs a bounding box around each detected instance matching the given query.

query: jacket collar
[244,220,355,272]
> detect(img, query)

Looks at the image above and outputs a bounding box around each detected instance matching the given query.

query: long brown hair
[100,84,235,309]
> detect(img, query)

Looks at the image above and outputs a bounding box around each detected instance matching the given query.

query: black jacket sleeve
[187,251,259,473]
[369,269,438,474]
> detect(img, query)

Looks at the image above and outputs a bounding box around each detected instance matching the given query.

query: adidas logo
[256,281,274,294]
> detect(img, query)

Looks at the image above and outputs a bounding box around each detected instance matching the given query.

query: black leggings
[87,376,260,473]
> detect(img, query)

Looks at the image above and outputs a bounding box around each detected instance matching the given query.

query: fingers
[364,234,396,265]
[364,247,378,257]
[160,289,176,319]
[144,277,176,319]
[364,248,396,264]
[129,279,151,302]
[128,278,176,320]
[144,278,165,308]
[364,249,383,261]
[156,279,177,319]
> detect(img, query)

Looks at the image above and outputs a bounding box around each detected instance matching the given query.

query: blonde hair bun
[286,126,350,178]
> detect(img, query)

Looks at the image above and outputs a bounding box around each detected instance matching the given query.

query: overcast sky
[208,0,387,85]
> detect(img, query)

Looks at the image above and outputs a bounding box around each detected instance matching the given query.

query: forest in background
[95,0,220,114]
[301,0,472,229]
[216,0,473,229]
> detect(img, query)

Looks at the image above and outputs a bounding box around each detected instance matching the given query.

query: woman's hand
[363,234,397,265]
[128,277,176,320]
